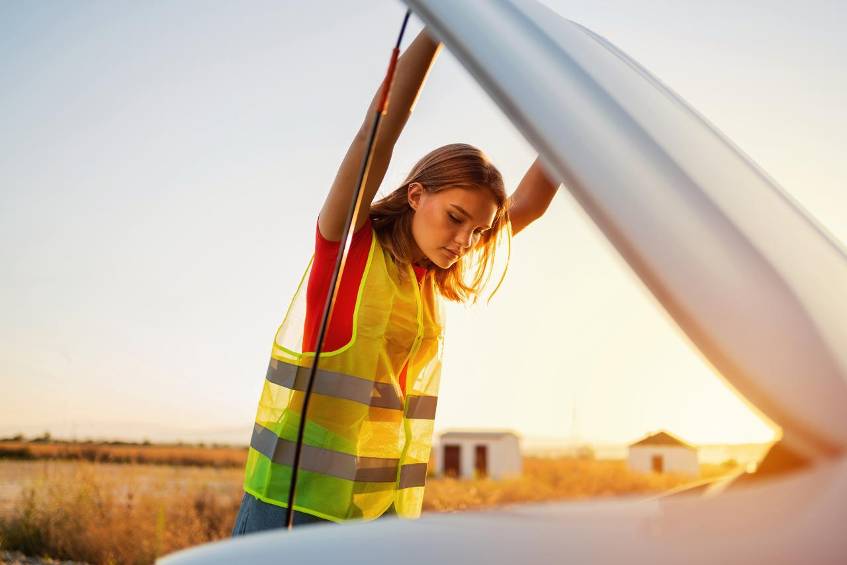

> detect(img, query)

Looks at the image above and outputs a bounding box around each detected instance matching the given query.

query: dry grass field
[0,444,735,564]
[0,441,246,469]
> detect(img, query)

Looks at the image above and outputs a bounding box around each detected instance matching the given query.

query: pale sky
[1,0,844,448]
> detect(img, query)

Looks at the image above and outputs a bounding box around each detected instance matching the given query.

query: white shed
[435,430,522,480]
[627,431,699,476]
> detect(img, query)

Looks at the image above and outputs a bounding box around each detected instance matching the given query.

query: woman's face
[408,183,499,269]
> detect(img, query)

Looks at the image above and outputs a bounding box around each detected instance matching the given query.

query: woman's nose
[456,229,473,249]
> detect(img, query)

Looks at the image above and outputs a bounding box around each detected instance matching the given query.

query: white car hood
[404,0,847,461]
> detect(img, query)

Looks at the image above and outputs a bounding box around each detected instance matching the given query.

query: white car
[161,0,847,563]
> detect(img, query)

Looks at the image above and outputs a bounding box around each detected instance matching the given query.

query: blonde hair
[370,143,511,303]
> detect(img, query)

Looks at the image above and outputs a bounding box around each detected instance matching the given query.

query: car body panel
[161,455,847,564]
[405,0,847,461]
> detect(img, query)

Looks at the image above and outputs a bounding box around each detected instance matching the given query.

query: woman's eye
[448,214,461,224]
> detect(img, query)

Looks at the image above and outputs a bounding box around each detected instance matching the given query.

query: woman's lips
[443,248,459,259]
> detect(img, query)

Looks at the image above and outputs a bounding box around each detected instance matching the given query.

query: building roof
[629,431,697,450]
[439,429,520,440]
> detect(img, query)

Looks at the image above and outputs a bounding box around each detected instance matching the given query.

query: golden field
[0,441,246,468]
[0,444,735,564]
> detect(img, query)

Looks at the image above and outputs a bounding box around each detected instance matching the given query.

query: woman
[232,28,557,536]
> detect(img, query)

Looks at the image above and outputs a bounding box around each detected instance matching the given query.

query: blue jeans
[231,492,396,536]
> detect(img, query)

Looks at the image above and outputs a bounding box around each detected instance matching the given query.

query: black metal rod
[285,9,413,530]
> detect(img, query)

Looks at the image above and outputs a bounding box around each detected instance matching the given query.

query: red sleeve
[302,217,373,353]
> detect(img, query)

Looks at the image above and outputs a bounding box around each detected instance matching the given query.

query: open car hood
[405,0,847,461]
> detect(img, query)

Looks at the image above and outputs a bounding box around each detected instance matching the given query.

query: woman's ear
[408,182,423,210]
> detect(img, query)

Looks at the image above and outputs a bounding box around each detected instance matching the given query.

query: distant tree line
[0,432,239,449]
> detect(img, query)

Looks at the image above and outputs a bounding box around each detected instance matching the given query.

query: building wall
[437,435,522,479]
[490,435,522,479]
[627,445,699,476]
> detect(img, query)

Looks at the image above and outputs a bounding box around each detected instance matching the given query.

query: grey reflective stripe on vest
[266,358,404,411]
[405,395,437,420]
[251,423,400,482]
[398,463,427,489]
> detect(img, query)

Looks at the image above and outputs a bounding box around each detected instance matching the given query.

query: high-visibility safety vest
[243,227,444,522]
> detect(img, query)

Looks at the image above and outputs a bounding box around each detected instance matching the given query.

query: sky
[1,0,844,449]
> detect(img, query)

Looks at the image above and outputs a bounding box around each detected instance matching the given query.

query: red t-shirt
[303,217,427,396]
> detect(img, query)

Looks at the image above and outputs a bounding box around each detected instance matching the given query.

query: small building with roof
[627,430,699,476]
[434,429,522,480]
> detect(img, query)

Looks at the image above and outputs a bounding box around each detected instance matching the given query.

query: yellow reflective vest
[243,226,444,522]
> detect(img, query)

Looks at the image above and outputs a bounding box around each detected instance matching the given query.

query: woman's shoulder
[314,215,374,256]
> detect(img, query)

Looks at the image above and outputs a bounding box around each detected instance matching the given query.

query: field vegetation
[0,437,245,468]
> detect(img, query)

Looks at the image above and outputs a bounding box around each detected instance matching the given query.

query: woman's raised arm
[318,29,442,241]
[507,157,559,236]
